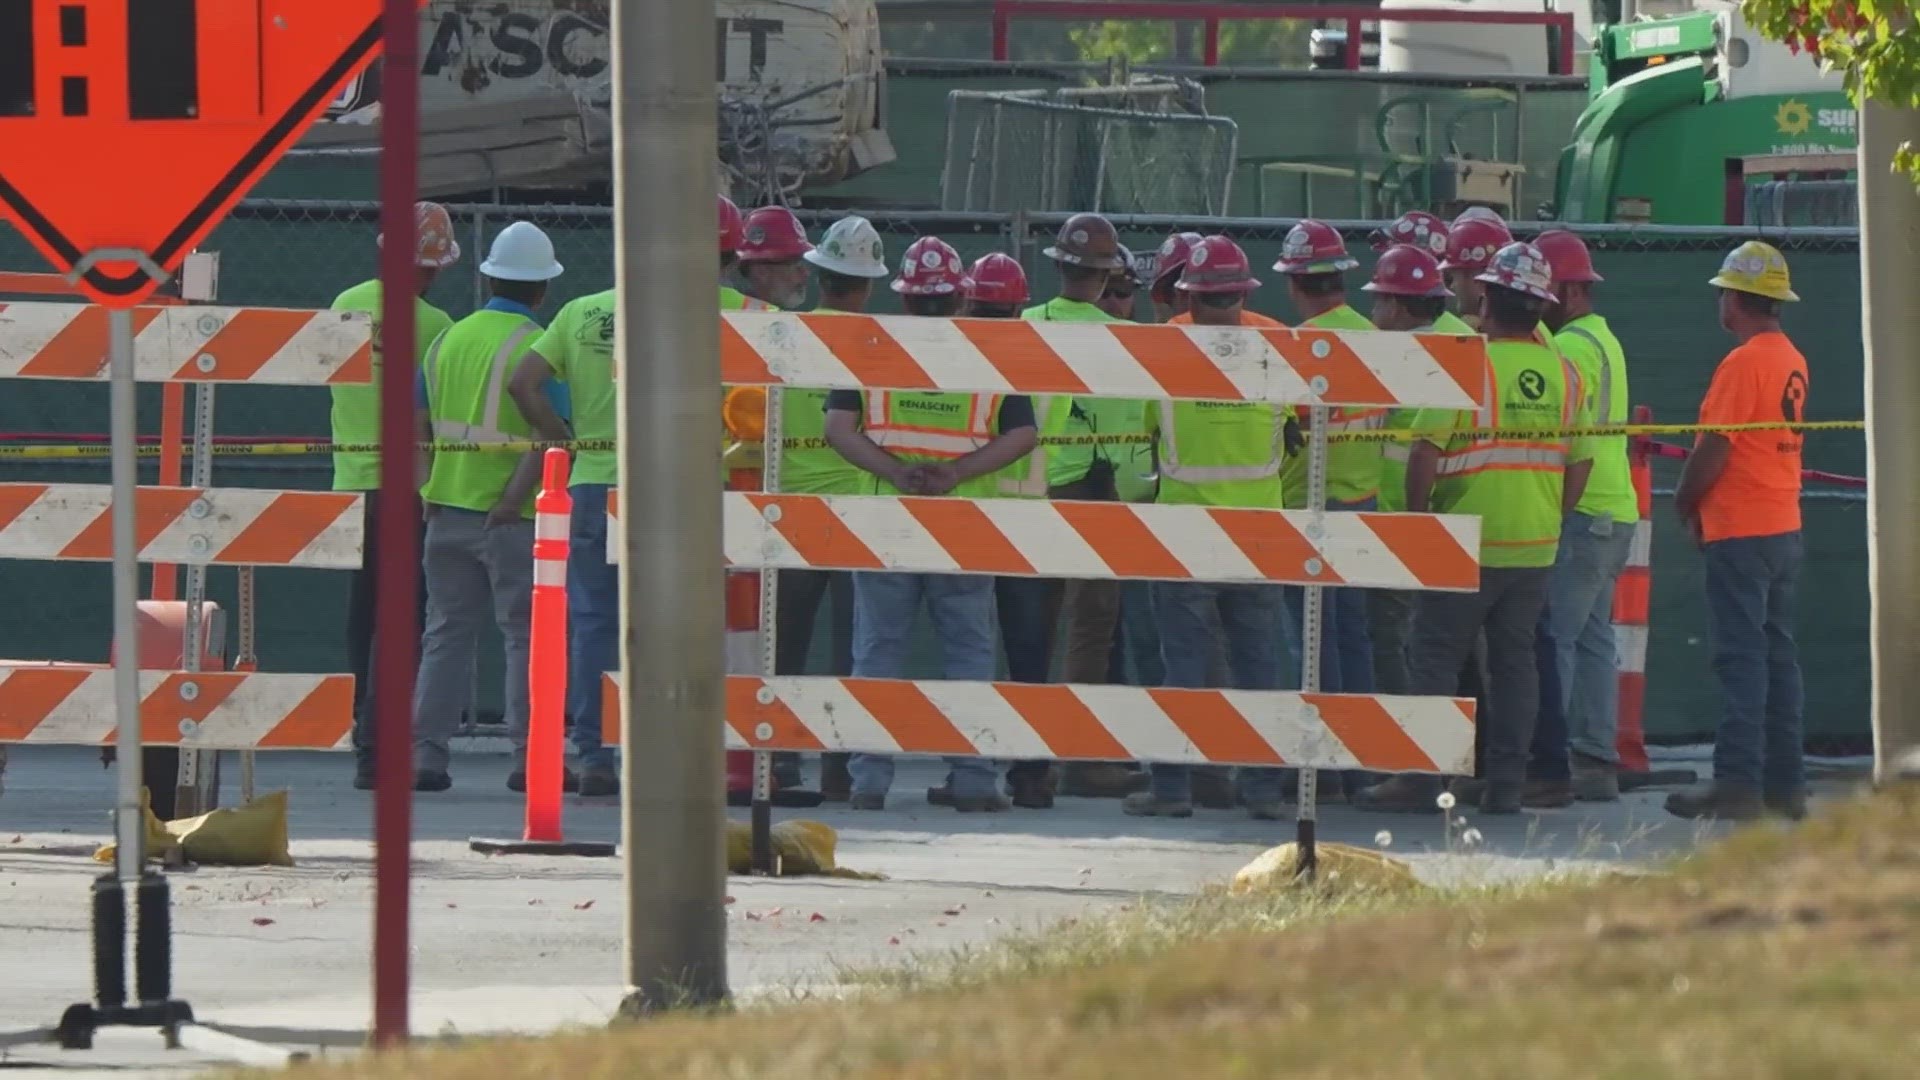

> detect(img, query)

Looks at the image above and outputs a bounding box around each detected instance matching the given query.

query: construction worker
[1359,244,1459,703]
[961,252,1028,318]
[1439,212,1514,330]
[1097,243,1144,320]
[411,222,568,792]
[1524,229,1637,805]
[1019,214,1144,802]
[1146,231,1205,321]
[792,216,891,800]
[828,239,1039,812]
[734,205,813,310]
[334,201,461,790]
[1123,236,1297,821]
[1358,241,1592,814]
[1667,242,1808,822]
[1272,220,1378,797]
[1368,209,1452,264]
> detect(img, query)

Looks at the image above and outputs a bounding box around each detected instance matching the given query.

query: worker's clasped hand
[1283,416,1306,457]
[895,463,960,497]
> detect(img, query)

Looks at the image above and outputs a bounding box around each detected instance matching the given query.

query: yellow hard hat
[1708,240,1799,302]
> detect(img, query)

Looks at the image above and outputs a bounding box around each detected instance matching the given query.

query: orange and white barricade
[0,299,371,813]
[605,312,1492,863]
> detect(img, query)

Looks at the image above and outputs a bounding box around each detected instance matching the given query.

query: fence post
[469,206,488,312]
[1203,18,1220,66]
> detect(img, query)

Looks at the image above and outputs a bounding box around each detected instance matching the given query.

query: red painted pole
[1345,15,1362,69]
[1202,18,1220,66]
[1555,13,1574,76]
[992,1,1010,60]
[373,0,420,1050]
[526,450,571,842]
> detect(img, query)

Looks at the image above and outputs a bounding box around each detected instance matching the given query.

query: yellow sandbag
[1229,841,1422,896]
[725,819,882,879]
[96,790,293,868]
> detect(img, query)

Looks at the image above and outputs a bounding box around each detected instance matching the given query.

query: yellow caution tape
[0,420,1863,461]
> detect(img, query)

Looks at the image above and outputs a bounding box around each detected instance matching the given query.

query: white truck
[308,0,894,201]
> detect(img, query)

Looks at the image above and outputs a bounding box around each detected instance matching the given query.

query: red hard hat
[1533,229,1604,283]
[1369,210,1450,257]
[1475,241,1559,303]
[1363,244,1453,298]
[1272,219,1358,274]
[963,252,1030,306]
[737,206,812,262]
[893,236,966,296]
[1151,231,1207,288]
[718,196,745,255]
[1440,217,1514,273]
[1451,206,1508,230]
[1176,235,1260,294]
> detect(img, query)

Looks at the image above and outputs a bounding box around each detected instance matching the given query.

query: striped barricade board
[718,312,1487,406]
[599,673,1475,776]
[0,485,363,568]
[0,302,370,747]
[0,302,372,384]
[609,491,1482,591]
[0,667,355,749]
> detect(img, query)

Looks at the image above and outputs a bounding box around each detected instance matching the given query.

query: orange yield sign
[0,0,416,308]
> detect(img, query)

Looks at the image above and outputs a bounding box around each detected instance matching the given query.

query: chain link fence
[0,202,1870,748]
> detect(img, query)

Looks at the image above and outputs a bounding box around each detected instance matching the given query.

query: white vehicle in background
[306,0,893,202]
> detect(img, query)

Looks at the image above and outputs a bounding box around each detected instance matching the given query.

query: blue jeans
[1551,511,1635,764]
[565,484,619,769]
[1705,532,1805,791]
[1529,609,1569,781]
[848,572,1000,799]
[1148,581,1290,804]
[1110,580,1164,686]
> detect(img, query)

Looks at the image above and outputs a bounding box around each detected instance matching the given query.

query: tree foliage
[1742,0,1920,181]
[1068,18,1308,65]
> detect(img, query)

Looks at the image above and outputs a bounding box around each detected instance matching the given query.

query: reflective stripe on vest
[1437,343,1580,478]
[998,394,1066,497]
[1560,324,1615,421]
[1382,442,1410,463]
[865,391,997,458]
[428,323,539,443]
[1154,400,1285,483]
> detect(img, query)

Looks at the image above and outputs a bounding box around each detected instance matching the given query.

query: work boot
[1192,770,1238,810]
[1008,772,1055,810]
[578,764,619,798]
[1120,792,1194,818]
[413,770,452,793]
[1447,777,1488,806]
[1059,762,1147,799]
[1571,753,1620,802]
[1522,779,1575,809]
[353,758,377,791]
[508,767,579,795]
[1352,774,1443,813]
[952,793,1012,812]
[1480,780,1524,815]
[1764,788,1809,821]
[849,793,886,811]
[819,753,852,803]
[1664,781,1764,821]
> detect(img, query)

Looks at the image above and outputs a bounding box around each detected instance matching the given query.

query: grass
[246,787,1920,1079]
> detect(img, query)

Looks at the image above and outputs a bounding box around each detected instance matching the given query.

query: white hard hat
[480,221,565,282]
[802,215,889,279]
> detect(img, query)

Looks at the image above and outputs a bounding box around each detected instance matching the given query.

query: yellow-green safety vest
[420,309,544,517]
[1152,400,1292,508]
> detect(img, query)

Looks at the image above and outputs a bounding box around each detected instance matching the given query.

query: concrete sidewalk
[0,746,1733,1075]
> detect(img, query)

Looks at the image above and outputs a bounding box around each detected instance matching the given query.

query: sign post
[0,0,409,1061]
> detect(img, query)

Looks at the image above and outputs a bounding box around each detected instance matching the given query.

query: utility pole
[1860,98,1920,784]
[613,1,730,1013]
